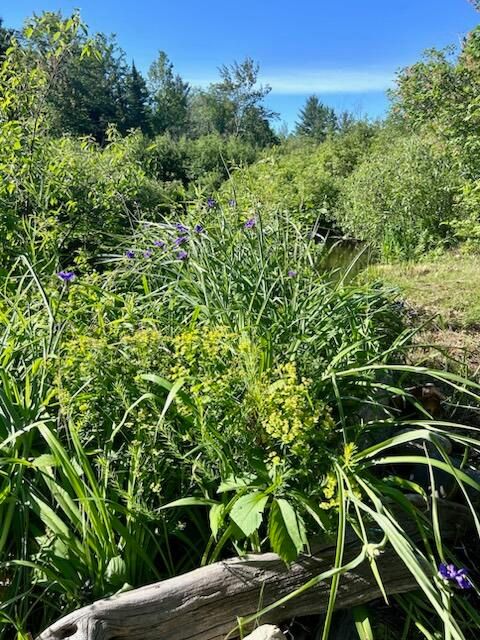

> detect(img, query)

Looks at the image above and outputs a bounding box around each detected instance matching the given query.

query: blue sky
[2,0,479,130]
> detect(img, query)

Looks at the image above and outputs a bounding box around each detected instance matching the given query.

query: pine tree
[295,95,337,141]
[0,18,15,58]
[124,62,150,133]
[148,51,190,137]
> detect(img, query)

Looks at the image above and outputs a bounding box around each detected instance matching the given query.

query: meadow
[2,10,480,640]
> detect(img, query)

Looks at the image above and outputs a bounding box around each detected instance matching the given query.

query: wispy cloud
[265,69,395,94]
[186,68,395,94]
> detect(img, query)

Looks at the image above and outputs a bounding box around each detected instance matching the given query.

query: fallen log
[37,500,471,640]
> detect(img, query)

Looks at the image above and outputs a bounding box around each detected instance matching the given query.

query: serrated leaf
[269,498,307,563]
[230,492,268,537]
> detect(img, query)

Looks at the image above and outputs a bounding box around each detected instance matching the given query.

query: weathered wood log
[37,500,470,640]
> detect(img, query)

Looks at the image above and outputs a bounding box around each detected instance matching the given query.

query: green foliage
[295,95,337,142]
[337,135,459,259]
[142,132,258,194]
[188,58,278,146]
[391,27,480,250]
[123,62,151,134]
[0,12,91,265]
[222,141,341,230]
[2,8,480,640]
[148,51,190,137]
[2,128,171,265]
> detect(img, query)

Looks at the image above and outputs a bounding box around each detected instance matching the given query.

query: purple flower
[177,250,188,261]
[438,563,472,589]
[207,198,217,209]
[144,249,153,258]
[228,199,237,208]
[126,250,135,259]
[154,240,165,248]
[175,223,189,234]
[194,224,204,234]
[175,236,188,246]
[288,270,297,278]
[244,218,256,229]
[57,270,76,282]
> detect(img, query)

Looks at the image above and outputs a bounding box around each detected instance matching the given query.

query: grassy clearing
[366,254,480,378]
[367,254,480,329]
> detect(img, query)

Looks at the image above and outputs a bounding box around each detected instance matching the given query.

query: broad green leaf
[230,491,269,537]
[217,474,257,493]
[209,503,225,539]
[105,555,127,587]
[269,498,307,563]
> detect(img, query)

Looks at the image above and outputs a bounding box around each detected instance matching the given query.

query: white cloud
[186,68,395,94]
[266,69,395,94]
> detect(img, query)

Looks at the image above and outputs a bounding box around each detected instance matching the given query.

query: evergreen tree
[295,95,337,141]
[123,62,150,133]
[0,18,15,58]
[148,51,189,137]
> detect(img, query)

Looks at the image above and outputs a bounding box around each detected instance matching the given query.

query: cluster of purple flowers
[244,218,256,229]
[438,563,472,589]
[57,271,76,282]
[175,222,189,260]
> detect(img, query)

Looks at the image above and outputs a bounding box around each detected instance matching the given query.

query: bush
[337,135,459,259]
[222,142,341,231]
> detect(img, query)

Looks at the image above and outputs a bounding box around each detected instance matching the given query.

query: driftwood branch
[37,500,470,640]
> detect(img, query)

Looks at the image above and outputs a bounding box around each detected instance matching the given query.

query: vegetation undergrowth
[2,208,480,639]
[2,8,480,640]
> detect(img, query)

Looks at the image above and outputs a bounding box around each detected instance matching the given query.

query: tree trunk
[37,500,470,640]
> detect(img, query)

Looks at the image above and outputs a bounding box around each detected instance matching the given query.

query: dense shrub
[337,135,459,259]
[221,142,341,231]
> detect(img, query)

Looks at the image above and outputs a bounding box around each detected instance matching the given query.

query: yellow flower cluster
[172,326,232,363]
[170,326,238,408]
[260,362,334,446]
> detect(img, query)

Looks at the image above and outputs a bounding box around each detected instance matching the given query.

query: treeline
[0,11,357,146]
[0,11,367,265]
[226,7,480,260]
[0,12,278,145]
[2,8,480,267]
